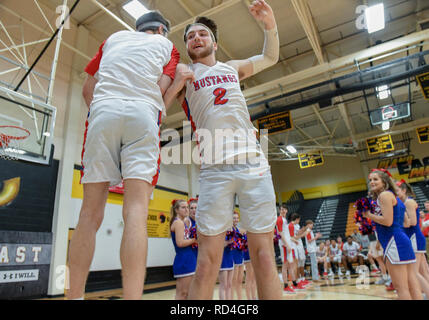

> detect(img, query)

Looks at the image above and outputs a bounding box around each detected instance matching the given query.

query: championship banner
[417,126,429,144]
[257,111,293,135]
[147,210,170,238]
[377,154,429,179]
[298,151,324,169]
[366,134,394,155]
[416,72,429,100]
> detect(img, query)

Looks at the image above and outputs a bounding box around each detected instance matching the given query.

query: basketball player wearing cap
[67,11,180,300]
[163,0,281,299]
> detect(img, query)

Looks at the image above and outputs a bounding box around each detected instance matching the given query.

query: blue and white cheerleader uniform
[189,216,198,259]
[373,194,416,264]
[220,231,234,271]
[171,219,197,278]
[403,199,427,254]
[232,227,244,267]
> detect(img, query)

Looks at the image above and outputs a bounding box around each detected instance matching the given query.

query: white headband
[185,23,216,42]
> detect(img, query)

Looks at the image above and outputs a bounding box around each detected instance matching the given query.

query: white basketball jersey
[92,31,174,111]
[184,62,268,169]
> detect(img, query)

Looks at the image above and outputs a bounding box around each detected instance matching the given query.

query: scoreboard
[417,126,429,144]
[298,151,324,169]
[416,72,429,100]
[366,134,394,155]
[257,111,293,135]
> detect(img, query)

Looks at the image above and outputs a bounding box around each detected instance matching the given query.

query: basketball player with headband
[67,11,180,300]
[163,0,282,300]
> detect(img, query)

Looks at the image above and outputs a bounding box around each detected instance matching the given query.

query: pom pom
[229,229,245,250]
[354,197,376,235]
[189,226,198,249]
[273,228,281,244]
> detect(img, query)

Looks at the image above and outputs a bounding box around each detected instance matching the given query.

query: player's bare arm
[163,63,195,110]
[226,0,279,81]
[157,74,173,97]
[82,74,97,108]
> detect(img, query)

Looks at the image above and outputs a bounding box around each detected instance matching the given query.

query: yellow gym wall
[271,156,366,201]
[71,169,188,236]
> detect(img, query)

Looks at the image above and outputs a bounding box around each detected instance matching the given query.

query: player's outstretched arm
[163,63,195,110]
[226,0,279,81]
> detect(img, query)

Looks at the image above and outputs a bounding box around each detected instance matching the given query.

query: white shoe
[338,269,343,276]
[375,278,386,285]
[328,271,334,277]
[346,270,350,276]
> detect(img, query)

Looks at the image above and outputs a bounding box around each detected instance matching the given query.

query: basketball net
[0,126,30,161]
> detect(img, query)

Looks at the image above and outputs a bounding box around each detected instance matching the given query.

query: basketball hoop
[0,126,30,161]
[381,106,397,121]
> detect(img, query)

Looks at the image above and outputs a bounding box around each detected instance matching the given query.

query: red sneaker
[386,283,395,291]
[294,282,307,291]
[284,286,296,294]
[323,272,328,278]
[303,279,312,286]
[371,269,380,275]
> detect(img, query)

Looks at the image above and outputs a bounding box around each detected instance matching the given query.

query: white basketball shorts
[196,163,277,236]
[81,99,162,187]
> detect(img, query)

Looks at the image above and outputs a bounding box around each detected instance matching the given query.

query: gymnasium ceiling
[1,0,429,163]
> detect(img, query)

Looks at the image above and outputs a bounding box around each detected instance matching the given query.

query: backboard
[0,86,56,164]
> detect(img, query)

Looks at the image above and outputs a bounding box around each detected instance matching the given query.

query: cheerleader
[170,199,197,300]
[363,169,422,300]
[187,198,199,259]
[396,180,429,297]
[231,212,245,300]
[243,231,257,300]
[218,227,234,300]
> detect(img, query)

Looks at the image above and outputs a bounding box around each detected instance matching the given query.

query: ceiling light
[382,121,390,131]
[122,0,149,20]
[376,85,391,99]
[286,145,297,154]
[365,3,385,34]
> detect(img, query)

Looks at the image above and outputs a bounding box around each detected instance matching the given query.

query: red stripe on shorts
[80,112,90,184]
[151,111,162,186]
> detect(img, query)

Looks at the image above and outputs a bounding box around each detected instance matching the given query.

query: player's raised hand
[249,0,276,29]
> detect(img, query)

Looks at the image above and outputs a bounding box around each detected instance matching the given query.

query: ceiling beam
[291,0,325,64]
[0,3,91,60]
[242,29,429,101]
[169,0,242,35]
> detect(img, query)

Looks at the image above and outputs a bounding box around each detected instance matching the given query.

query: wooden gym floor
[41,273,399,300]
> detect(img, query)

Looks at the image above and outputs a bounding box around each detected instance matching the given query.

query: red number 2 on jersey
[213,88,228,105]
